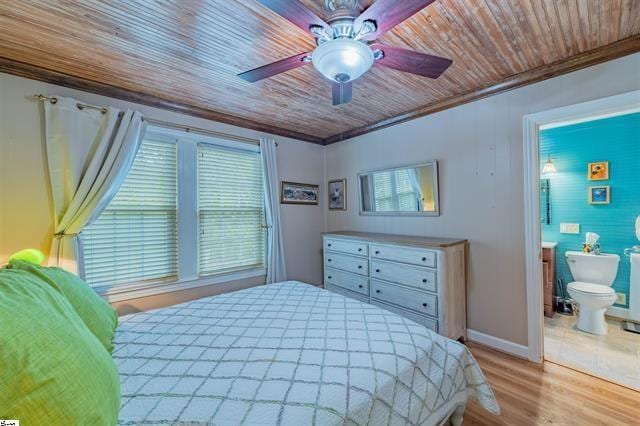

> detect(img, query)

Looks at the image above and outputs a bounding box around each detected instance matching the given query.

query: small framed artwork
[280,181,319,205]
[588,161,609,180]
[589,185,610,204]
[328,178,347,210]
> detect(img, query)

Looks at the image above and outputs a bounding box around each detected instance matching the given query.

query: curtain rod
[33,94,270,147]
[33,94,108,114]
[144,118,263,146]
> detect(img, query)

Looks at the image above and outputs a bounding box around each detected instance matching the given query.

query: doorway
[523,90,640,390]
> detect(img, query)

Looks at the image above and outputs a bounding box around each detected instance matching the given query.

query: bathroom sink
[542,241,558,249]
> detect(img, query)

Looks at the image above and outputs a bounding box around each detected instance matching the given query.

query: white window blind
[198,144,265,276]
[373,169,418,212]
[82,140,178,288]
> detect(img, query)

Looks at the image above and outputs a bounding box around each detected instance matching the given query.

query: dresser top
[323,231,467,249]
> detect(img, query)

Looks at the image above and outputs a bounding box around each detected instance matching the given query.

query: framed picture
[280,181,319,205]
[588,161,609,180]
[589,185,610,204]
[328,178,347,210]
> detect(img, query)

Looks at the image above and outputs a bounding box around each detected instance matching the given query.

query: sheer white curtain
[44,96,145,275]
[260,138,287,283]
[406,168,424,211]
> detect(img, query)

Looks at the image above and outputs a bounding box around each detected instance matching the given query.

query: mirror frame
[357,161,440,217]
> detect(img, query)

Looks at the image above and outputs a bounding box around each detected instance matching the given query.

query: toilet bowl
[565,251,620,335]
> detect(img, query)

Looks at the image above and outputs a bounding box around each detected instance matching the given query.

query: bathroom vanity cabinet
[542,245,556,317]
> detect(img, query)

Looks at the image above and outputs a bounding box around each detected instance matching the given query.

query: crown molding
[323,35,640,145]
[0,57,325,145]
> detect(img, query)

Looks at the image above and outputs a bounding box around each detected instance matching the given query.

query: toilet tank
[565,251,620,286]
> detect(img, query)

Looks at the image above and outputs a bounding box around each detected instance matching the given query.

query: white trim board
[467,329,530,360]
[100,268,266,303]
[522,90,640,364]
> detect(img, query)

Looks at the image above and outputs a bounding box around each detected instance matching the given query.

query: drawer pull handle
[421,257,427,262]
[376,289,381,294]
[422,303,428,307]
[358,285,363,288]
[328,276,332,279]
[328,243,332,247]
[358,265,363,269]
[422,278,427,283]
[358,248,362,252]
[375,269,380,273]
[328,259,332,262]
[375,250,380,255]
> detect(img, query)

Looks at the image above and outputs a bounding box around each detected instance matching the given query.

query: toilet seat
[567,281,615,298]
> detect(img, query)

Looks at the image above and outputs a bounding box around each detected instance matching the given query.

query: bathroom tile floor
[544,314,640,390]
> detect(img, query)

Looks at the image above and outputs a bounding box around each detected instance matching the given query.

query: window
[83,140,178,288]
[198,144,265,275]
[81,127,266,295]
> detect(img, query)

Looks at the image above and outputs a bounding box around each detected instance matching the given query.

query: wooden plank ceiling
[0,0,638,144]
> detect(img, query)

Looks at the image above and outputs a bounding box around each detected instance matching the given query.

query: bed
[114,281,499,425]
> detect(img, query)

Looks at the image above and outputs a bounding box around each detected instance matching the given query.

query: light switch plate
[616,292,626,305]
[560,223,580,234]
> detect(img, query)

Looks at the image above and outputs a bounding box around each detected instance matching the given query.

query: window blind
[373,170,418,211]
[198,144,265,275]
[82,140,178,288]
[395,170,419,211]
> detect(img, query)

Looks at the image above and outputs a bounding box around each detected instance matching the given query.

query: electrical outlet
[560,223,580,234]
[616,292,626,305]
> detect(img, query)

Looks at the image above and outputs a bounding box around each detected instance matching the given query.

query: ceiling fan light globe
[312,39,374,83]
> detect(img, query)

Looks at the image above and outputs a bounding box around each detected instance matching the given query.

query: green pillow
[0,269,120,424]
[8,248,46,265]
[8,260,118,354]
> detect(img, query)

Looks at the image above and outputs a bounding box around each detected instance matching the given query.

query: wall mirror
[358,161,440,216]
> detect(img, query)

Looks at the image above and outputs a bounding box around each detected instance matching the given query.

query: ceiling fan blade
[238,52,311,82]
[372,43,452,79]
[355,0,436,40]
[256,0,330,35]
[332,81,353,106]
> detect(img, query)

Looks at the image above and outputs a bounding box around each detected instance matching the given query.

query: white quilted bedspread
[114,281,499,425]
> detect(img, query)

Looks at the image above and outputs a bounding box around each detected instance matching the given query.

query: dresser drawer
[324,238,368,256]
[371,300,438,333]
[371,244,436,268]
[326,283,369,303]
[371,259,437,292]
[325,268,369,296]
[324,252,369,276]
[371,280,437,317]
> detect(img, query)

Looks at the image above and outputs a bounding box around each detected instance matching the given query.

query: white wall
[2,53,639,344]
[325,53,640,346]
[0,72,326,291]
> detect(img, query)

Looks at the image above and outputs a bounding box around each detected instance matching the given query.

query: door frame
[522,90,640,363]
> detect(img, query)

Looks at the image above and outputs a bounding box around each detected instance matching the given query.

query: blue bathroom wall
[540,112,640,308]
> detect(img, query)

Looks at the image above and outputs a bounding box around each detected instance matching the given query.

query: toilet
[566,251,620,335]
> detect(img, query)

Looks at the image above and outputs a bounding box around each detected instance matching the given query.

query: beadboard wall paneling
[540,112,640,307]
[324,53,640,346]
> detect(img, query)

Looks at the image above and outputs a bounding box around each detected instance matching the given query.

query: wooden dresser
[322,231,468,341]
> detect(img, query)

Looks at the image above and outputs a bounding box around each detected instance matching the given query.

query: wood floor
[463,342,640,425]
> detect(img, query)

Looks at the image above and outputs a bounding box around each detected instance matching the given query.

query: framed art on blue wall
[589,185,610,204]
[588,161,609,180]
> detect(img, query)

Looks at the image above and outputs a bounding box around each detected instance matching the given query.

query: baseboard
[467,329,531,360]
[607,305,640,322]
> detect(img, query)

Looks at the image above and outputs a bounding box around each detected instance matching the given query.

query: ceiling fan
[238,0,452,106]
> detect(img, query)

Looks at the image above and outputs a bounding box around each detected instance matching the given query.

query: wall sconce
[542,154,557,174]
